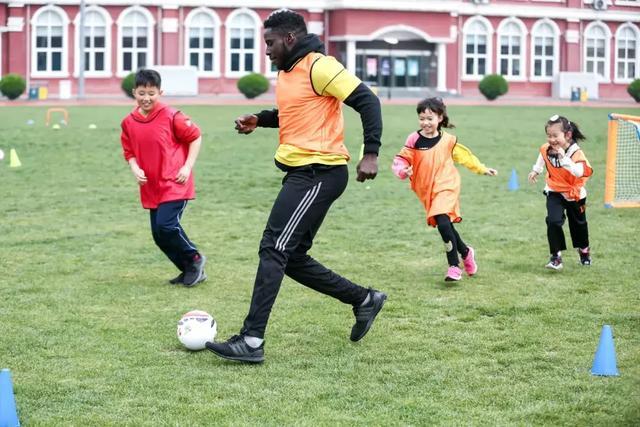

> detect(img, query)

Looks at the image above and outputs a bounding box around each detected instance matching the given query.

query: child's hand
[485,168,498,176]
[404,165,413,177]
[528,171,539,183]
[175,165,191,184]
[131,165,147,185]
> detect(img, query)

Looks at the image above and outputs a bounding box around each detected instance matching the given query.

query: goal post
[605,113,640,208]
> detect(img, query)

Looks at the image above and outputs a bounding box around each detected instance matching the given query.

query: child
[528,114,593,270]
[120,69,206,287]
[392,97,497,282]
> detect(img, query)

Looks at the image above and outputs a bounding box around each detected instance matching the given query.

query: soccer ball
[176,310,217,351]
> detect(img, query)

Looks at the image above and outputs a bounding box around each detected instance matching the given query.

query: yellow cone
[9,148,21,168]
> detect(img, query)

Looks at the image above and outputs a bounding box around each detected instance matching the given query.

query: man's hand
[356,153,378,182]
[175,165,191,184]
[234,114,258,134]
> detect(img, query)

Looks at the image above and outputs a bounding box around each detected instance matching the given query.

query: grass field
[0,103,639,426]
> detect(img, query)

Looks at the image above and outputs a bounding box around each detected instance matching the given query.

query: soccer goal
[605,113,640,208]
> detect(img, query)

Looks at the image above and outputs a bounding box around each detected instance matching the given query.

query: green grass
[0,103,639,426]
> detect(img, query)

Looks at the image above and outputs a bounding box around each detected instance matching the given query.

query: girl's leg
[435,214,460,267]
[450,224,469,258]
[545,192,567,255]
[566,198,589,250]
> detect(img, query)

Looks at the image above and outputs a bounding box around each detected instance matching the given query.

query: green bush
[478,74,509,101]
[237,73,270,99]
[627,79,640,102]
[0,74,26,100]
[121,72,136,99]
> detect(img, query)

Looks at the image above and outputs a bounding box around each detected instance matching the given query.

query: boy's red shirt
[120,102,201,209]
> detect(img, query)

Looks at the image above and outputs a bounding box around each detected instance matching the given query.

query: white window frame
[496,18,527,81]
[225,8,261,78]
[614,22,639,83]
[184,7,221,77]
[31,5,69,78]
[116,6,155,78]
[530,19,560,82]
[583,21,611,83]
[73,5,112,78]
[462,16,493,81]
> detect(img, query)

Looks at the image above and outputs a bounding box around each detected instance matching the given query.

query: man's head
[263,9,307,70]
[133,69,163,115]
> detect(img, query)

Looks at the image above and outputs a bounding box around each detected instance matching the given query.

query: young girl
[528,114,593,270]
[392,97,498,282]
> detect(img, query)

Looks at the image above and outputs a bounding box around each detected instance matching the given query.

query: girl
[528,114,593,270]
[392,97,497,282]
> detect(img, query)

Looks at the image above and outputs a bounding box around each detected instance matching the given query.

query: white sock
[244,336,264,348]
[360,293,371,307]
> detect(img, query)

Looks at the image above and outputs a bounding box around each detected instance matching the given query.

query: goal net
[605,113,640,208]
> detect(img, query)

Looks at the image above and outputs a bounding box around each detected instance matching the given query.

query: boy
[120,69,206,287]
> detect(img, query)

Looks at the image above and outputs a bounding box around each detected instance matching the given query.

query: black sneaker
[545,255,563,270]
[168,272,184,285]
[350,289,387,342]
[578,248,592,266]
[206,335,264,363]
[183,254,206,287]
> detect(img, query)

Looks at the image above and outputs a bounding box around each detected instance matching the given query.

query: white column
[346,39,356,73]
[437,43,447,92]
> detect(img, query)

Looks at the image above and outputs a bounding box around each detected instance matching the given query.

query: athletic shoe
[545,255,563,270]
[206,335,265,363]
[350,289,387,342]
[462,246,478,276]
[185,271,207,288]
[445,265,462,281]
[578,248,592,266]
[183,254,206,287]
[168,272,184,285]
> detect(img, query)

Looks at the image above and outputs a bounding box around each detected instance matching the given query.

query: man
[206,9,386,363]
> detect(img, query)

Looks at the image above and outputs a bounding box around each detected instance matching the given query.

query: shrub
[627,79,640,102]
[237,73,270,99]
[478,74,509,101]
[0,74,26,100]
[121,72,136,99]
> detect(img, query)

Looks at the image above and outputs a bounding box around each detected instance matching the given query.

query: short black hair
[264,9,307,35]
[134,69,162,89]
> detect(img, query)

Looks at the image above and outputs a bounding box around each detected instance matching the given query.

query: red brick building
[0,0,638,99]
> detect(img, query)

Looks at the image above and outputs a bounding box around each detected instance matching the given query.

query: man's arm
[343,83,382,157]
[234,109,279,134]
[255,109,279,128]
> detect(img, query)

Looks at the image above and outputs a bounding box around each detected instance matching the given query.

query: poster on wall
[394,58,406,76]
[381,58,390,76]
[366,57,378,77]
[408,58,419,76]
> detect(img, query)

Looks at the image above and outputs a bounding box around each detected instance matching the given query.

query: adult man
[206,9,385,363]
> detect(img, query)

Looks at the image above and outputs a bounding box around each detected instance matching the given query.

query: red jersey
[121,103,201,209]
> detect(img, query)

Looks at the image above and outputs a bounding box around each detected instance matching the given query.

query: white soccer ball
[177,310,217,351]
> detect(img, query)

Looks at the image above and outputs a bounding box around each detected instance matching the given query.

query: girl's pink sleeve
[391,133,418,179]
[392,156,410,179]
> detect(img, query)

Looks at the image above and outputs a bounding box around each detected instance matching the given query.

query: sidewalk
[0,92,636,108]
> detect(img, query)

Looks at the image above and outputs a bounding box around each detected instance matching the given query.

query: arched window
[74,6,112,77]
[31,6,69,76]
[463,17,492,79]
[614,23,639,82]
[497,19,526,79]
[584,22,611,82]
[225,9,260,76]
[117,7,154,76]
[185,8,221,76]
[530,20,559,81]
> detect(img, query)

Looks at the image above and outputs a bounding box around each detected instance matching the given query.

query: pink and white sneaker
[445,266,463,282]
[462,246,478,276]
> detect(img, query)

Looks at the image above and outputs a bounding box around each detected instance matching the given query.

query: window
[614,24,639,82]
[117,7,154,76]
[32,6,69,76]
[531,20,559,80]
[584,23,611,81]
[185,8,221,76]
[226,9,260,76]
[497,19,526,79]
[74,6,112,76]
[463,17,492,79]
